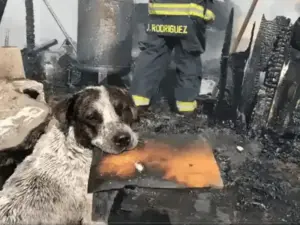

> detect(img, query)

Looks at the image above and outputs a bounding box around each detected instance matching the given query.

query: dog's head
[53,86,139,154]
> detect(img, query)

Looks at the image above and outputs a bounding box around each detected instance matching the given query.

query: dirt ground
[108,104,300,224]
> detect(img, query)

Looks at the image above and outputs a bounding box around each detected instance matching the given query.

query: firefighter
[130,0,215,114]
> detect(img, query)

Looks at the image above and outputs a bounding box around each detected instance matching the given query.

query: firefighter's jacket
[147,0,215,37]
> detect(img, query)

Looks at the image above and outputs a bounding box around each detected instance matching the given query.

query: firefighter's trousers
[130,22,206,112]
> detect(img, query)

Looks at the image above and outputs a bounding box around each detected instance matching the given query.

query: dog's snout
[113,132,131,149]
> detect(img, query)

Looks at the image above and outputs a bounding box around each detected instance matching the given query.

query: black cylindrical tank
[77,0,134,75]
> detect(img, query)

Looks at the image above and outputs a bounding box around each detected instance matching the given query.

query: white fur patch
[94,86,119,123]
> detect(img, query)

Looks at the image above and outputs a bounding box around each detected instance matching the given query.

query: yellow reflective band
[148,3,215,21]
[147,24,188,34]
[132,95,150,107]
[176,100,197,112]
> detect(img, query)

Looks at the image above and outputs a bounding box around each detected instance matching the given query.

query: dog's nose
[113,132,131,149]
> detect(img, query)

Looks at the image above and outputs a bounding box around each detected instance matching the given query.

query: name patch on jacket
[147,23,188,35]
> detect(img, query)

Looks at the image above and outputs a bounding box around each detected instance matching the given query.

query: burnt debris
[1,1,300,224]
[204,14,300,137]
[213,8,234,120]
[105,14,300,223]
[105,108,300,224]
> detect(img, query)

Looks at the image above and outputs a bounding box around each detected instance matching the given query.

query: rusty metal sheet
[88,135,223,193]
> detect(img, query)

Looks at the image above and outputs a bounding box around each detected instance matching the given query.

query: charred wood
[291,17,300,51]
[214,8,234,120]
[0,0,8,24]
[282,49,300,131]
[25,0,35,50]
[240,16,290,126]
[251,17,292,133]
[239,15,267,124]
[230,23,255,127]
[265,24,292,127]
[259,16,289,71]
[281,20,300,133]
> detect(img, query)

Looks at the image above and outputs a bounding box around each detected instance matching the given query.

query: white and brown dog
[0,85,139,225]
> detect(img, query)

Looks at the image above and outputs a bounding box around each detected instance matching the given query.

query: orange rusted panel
[88,135,223,193]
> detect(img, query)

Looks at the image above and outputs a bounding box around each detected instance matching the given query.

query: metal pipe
[42,0,77,54]
[28,39,58,55]
[25,0,35,50]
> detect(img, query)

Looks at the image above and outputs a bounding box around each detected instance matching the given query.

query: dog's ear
[121,101,139,125]
[106,86,139,124]
[52,94,77,125]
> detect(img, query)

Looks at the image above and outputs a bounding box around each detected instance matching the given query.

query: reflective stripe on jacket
[176,100,197,112]
[148,2,215,22]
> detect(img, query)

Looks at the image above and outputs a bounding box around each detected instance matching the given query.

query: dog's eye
[114,104,123,118]
[121,107,134,124]
[85,111,103,123]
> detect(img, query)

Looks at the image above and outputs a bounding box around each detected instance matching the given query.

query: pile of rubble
[0,47,51,188]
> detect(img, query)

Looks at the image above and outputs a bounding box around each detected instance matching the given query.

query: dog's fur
[0,85,139,225]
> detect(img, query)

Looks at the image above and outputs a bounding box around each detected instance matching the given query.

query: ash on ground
[109,105,300,224]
